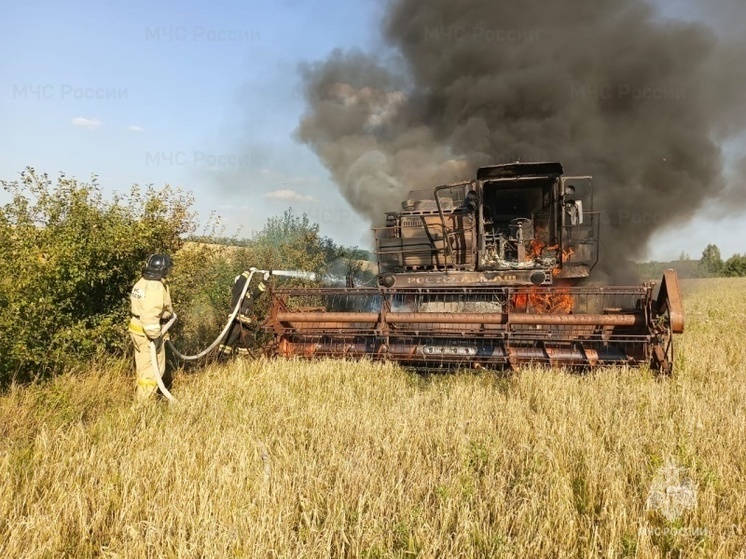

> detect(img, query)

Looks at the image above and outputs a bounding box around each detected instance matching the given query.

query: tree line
[635,245,746,280]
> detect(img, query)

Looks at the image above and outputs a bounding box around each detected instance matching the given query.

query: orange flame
[552,246,576,274]
[511,287,574,314]
[526,240,559,261]
[528,239,544,259]
[561,246,575,263]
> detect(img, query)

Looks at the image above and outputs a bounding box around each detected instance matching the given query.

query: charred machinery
[262,162,683,372]
[376,161,594,287]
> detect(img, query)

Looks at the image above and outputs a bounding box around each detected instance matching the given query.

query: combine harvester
[261,162,684,373]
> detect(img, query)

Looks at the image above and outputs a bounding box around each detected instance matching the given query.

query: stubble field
[1,278,746,558]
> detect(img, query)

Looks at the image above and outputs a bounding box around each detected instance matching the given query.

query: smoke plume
[297,0,746,273]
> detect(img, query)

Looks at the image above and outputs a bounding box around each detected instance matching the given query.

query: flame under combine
[261,162,684,372]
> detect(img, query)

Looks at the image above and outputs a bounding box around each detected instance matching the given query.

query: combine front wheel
[651,269,683,375]
[652,307,674,375]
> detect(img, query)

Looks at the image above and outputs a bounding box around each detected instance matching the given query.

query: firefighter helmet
[144,254,173,279]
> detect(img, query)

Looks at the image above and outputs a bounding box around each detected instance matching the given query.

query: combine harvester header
[261,162,684,373]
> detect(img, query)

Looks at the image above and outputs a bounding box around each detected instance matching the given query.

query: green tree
[723,254,746,277]
[249,208,338,275]
[0,168,196,383]
[329,246,377,286]
[168,210,379,357]
[698,244,724,277]
[168,217,254,355]
[247,209,377,286]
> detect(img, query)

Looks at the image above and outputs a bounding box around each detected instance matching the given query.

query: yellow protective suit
[129,277,173,402]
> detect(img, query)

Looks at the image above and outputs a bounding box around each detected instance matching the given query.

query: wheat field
[2,278,746,558]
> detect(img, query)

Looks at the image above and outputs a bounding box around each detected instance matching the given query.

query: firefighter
[129,254,174,402]
[218,269,270,358]
[564,184,580,226]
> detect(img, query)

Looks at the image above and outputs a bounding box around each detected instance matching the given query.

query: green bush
[0,172,374,384]
[248,208,337,274]
[0,168,196,384]
[723,254,746,277]
[168,209,375,357]
[170,209,338,355]
[167,242,252,355]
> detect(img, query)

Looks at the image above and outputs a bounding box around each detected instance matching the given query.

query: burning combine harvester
[261,162,683,373]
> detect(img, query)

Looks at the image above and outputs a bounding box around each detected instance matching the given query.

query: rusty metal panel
[259,281,667,371]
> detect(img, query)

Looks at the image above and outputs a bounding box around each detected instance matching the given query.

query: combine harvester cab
[262,162,684,373]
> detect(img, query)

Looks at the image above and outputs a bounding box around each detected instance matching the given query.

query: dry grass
[2,278,746,558]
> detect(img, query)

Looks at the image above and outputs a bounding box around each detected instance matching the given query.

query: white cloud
[71,117,103,130]
[128,125,145,132]
[262,189,316,202]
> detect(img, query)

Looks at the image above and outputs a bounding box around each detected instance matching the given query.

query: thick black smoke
[297,0,746,274]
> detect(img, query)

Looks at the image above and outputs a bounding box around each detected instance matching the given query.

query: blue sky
[1,0,742,260]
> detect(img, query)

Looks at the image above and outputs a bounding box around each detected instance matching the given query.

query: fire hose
[150,268,317,402]
[150,314,178,403]
[165,268,316,361]
[165,267,260,363]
